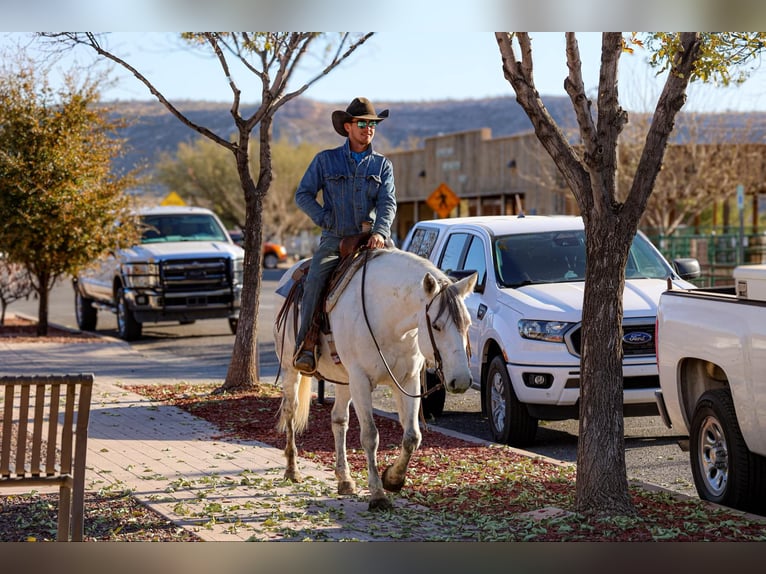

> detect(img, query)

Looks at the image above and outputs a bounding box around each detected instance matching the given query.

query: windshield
[494,230,674,288]
[139,214,229,243]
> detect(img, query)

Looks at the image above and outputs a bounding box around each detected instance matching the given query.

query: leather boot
[293,349,315,374]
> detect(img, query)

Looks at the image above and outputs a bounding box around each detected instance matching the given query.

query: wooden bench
[0,374,94,541]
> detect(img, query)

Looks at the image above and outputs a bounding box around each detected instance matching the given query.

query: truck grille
[160,258,231,293]
[565,320,656,357]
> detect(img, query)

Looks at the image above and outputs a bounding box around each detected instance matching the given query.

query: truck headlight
[518,319,574,343]
[232,258,244,285]
[122,262,159,288]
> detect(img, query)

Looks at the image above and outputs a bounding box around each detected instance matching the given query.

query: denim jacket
[295,140,397,240]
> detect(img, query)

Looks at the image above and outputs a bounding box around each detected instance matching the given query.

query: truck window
[406,227,440,259]
[627,234,674,278]
[141,214,228,243]
[438,233,469,275]
[462,235,486,287]
[494,231,586,286]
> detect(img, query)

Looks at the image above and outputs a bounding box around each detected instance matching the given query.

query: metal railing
[647,228,766,287]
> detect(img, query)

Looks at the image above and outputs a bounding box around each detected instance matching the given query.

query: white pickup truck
[402,215,700,446]
[655,264,766,515]
[73,205,245,341]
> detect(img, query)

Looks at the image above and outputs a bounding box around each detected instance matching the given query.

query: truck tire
[228,317,238,334]
[74,289,98,331]
[485,355,538,447]
[116,286,142,341]
[690,389,766,514]
[421,369,446,418]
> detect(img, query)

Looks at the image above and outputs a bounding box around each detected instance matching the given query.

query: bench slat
[30,383,46,476]
[46,384,60,475]
[14,384,31,476]
[1,385,13,476]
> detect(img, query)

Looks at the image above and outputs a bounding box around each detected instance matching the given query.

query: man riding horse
[292,97,397,374]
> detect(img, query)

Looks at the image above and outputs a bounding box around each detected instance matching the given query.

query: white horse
[274,248,477,510]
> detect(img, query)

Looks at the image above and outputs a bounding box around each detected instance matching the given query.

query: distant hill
[108,95,578,177]
[108,96,766,179]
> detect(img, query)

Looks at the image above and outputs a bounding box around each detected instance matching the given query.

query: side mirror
[673,257,701,280]
[447,269,484,293]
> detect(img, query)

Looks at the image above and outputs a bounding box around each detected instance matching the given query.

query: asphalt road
[8,266,697,499]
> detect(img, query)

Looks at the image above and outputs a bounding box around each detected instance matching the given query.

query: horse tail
[277,373,313,435]
[294,374,313,433]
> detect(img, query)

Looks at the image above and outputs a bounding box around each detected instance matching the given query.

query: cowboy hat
[331,97,389,137]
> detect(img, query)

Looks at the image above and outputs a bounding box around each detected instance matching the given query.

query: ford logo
[623,331,653,345]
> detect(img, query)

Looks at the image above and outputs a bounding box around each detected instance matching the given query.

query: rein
[360,249,447,400]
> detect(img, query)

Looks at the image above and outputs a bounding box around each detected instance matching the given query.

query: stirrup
[293,349,316,375]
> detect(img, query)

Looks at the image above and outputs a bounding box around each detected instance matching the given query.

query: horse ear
[455,271,478,297]
[423,272,439,297]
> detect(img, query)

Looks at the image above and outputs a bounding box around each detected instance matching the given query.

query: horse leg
[277,370,307,483]
[382,388,422,493]
[348,375,391,511]
[331,383,356,494]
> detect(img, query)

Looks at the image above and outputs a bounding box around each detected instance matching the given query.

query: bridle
[360,249,470,399]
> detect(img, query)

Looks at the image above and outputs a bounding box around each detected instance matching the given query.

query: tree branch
[495,32,591,212]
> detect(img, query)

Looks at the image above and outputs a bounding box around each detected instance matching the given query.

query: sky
[4,31,765,115]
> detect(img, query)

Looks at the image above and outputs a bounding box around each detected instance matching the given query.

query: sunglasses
[353,120,378,129]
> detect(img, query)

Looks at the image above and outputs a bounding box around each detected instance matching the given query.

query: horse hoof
[368,496,394,512]
[382,466,405,492]
[284,470,303,483]
[337,480,356,495]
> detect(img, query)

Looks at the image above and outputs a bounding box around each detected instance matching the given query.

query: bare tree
[43,32,373,391]
[619,114,765,236]
[495,31,765,516]
[155,135,321,241]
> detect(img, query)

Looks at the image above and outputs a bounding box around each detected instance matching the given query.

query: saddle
[275,232,386,369]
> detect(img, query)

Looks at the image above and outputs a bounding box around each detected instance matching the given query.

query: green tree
[495,32,766,516]
[0,54,139,335]
[154,135,321,241]
[43,32,372,391]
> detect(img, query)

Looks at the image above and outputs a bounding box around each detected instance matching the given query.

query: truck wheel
[690,389,766,514]
[263,253,279,269]
[116,286,142,341]
[485,355,537,447]
[74,289,98,331]
[421,370,446,418]
[228,317,238,334]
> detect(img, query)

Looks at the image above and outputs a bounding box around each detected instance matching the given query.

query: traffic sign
[426,183,459,218]
[161,191,186,206]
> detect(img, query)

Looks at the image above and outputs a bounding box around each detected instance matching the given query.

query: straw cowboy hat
[331,97,389,137]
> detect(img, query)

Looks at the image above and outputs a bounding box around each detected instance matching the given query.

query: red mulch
[127,382,766,542]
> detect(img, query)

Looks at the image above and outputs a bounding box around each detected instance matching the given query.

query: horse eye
[432,322,442,332]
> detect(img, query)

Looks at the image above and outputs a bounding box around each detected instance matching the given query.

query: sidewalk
[0,334,507,542]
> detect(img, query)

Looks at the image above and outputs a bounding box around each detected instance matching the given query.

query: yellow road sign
[426,183,459,218]
[161,191,186,206]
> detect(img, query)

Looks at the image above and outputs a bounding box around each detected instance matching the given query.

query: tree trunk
[575,215,635,515]
[35,271,49,337]
[216,118,273,393]
[217,148,261,392]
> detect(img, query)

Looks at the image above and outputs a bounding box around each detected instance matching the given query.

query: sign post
[737,184,745,265]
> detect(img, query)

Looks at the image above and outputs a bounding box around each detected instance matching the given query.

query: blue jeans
[295,236,341,353]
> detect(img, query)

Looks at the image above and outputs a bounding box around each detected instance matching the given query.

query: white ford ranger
[402,215,700,446]
[655,264,766,515]
[73,205,245,341]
